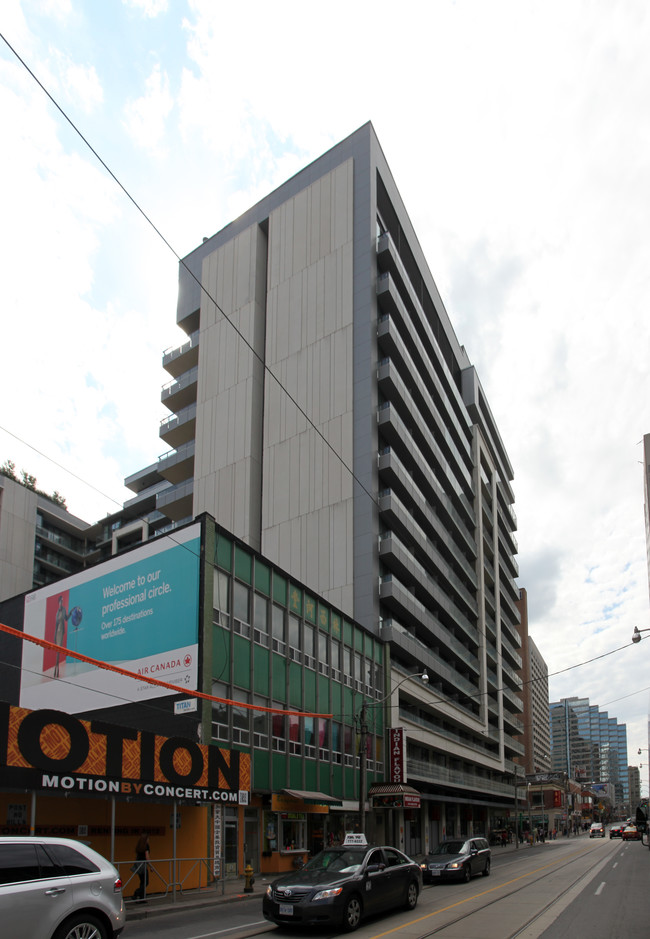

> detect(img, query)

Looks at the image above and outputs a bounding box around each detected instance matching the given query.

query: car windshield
[303,848,367,873]
[432,841,465,855]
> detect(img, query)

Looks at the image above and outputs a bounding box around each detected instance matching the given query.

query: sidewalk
[126,876,265,922]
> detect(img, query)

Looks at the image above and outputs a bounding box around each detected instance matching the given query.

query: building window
[211,681,229,742]
[214,570,230,619]
[288,615,302,663]
[253,703,269,749]
[272,605,286,655]
[303,624,315,669]
[318,632,329,676]
[289,713,302,755]
[232,699,250,746]
[304,717,316,758]
[233,581,250,630]
[272,710,286,752]
[253,593,269,647]
[318,719,330,761]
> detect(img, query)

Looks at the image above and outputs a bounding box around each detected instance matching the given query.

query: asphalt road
[122,837,650,939]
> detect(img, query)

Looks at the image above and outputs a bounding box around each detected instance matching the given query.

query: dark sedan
[609,825,624,839]
[263,836,421,932]
[420,837,491,884]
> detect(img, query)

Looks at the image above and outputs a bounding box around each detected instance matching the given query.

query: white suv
[589,823,605,838]
[0,836,125,939]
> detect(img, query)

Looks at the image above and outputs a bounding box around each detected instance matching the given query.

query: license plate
[430,870,441,876]
[279,904,293,916]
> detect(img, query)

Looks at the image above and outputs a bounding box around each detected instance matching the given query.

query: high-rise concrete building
[628,764,641,815]
[550,697,629,810]
[0,470,96,602]
[117,123,523,839]
[515,588,550,774]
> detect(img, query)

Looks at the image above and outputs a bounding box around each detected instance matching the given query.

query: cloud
[123,63,173,153]
[122,0,168,17]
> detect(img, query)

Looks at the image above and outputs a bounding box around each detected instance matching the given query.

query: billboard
[20,524,201,713]
[0,703,250,804]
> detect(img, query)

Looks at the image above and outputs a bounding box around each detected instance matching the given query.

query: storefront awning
[369,783,420,809]
[368,783,420,796]
[282,788,342,805]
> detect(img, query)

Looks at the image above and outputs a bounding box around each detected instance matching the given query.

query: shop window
[280,813,307,851]
[272,605,286,655]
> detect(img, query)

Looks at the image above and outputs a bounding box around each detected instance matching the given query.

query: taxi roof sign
[343,832,368,845]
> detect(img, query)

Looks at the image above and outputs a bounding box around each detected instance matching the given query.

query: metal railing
[116,855,227,904]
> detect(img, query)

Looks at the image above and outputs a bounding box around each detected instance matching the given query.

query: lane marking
[367,845,596,939]
[179,922,270,939]
[595,882,605,895]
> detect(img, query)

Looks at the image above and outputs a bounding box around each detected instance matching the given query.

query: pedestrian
[133,831,150,901]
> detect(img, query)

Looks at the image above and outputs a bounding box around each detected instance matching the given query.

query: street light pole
[357,669,429,835]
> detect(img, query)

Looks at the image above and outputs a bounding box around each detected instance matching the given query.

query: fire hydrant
[244,863,255,893]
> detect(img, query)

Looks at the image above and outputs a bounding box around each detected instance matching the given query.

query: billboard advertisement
[20,523,201,713]
[0,703,250,804]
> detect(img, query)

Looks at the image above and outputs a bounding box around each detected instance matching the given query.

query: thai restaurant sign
[0,703,250,804]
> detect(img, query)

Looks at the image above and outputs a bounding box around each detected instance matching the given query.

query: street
[122,837,650,939]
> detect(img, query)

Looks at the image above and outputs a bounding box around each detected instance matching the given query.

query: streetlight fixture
[357,669,429,834]
[632,627,650,643]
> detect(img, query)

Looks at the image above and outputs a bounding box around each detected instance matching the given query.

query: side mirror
[366,863,385,873]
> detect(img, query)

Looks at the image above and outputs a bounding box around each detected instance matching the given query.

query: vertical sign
[389,727,405,784]
[213,805,223,878]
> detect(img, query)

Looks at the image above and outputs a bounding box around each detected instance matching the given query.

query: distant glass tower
[550,697,629,809]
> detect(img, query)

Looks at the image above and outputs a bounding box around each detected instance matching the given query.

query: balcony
[161,365,198,413]
[407,758,515,799]
[156,478,194,521]
[160,403,196,448]
[162,330,199,378]
[158,440,195,485]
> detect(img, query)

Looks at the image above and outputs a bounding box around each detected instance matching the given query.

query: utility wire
[0,31,375,513]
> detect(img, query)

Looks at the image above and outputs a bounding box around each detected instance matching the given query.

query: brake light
[114,878,123,892]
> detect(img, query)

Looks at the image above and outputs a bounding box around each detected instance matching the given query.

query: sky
[2,0,650,789]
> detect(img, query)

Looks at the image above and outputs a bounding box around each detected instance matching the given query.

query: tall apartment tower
[515,588,550,774]
[124,123,523,832]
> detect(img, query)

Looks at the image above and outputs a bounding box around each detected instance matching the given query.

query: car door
[382,848,411,908]
[363,849,391,915]
[0,841,73,939]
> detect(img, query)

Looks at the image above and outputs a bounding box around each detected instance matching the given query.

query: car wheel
[53,913,108,939]
[482,859,491,877]
[462,865,471,883]
[404,880,418,910]
[341,895,362,932]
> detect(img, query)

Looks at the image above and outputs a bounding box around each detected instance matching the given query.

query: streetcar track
[367,841,620,939]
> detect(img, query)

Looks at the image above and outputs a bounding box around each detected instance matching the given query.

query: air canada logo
[184,654,192,667]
